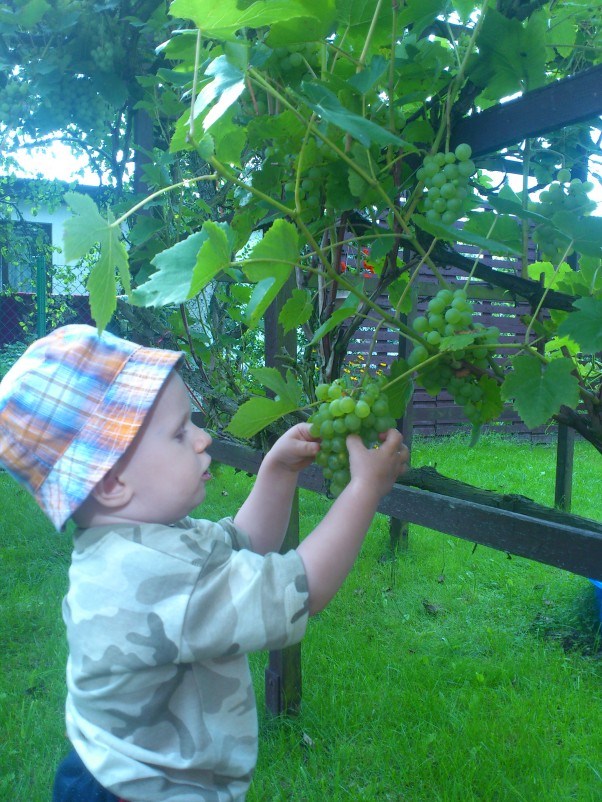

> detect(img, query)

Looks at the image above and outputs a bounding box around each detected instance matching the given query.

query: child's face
[117,370,213,524]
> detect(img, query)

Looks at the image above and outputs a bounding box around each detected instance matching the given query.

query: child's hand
[266,423,321,473]
[346,428,409,499]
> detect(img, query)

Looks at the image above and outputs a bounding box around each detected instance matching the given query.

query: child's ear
[91,468,134,508]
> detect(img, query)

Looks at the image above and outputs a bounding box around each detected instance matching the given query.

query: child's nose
[194,426,212,451]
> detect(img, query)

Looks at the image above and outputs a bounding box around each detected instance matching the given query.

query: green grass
[2,433,602,801]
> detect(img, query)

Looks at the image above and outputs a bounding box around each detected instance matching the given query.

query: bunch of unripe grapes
[0,80,29,124]
[269,42,320,80]
[91,40,116,73]
[533,170,597,263]
[418,143,476,225]
[282,163,327,213]
[309,376,396,497]
[408,287,500,425]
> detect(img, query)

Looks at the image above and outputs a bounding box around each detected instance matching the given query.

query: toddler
[0,324,408,801]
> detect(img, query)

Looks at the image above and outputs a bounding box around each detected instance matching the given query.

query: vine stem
[189,29,203,140]
[359,0,385,66]
[111,174,218,228]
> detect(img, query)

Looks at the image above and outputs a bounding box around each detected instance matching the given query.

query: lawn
[2,432,602,801]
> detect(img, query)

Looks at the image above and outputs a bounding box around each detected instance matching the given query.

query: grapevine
[309,375,396,497]
[408,287,501,426]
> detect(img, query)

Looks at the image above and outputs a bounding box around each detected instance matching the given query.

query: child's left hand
[266,423,320,473]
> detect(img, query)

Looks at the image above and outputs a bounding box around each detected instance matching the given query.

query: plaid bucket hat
[0,324,183,530]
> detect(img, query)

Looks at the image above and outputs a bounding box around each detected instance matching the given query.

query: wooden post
[265,492,302,715]
[389,291,414,552]
[263,277,302,716]
[389,405,413,552]
[36,255,46,338]
[555,423,575,512]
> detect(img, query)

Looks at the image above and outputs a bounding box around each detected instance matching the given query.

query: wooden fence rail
[209,436,602,582]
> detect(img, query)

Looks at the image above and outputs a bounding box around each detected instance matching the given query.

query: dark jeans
[52,748,122,802]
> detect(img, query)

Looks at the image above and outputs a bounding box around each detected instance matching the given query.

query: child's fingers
[345,433,367,459]
[377,427,404,453]
[293,422,320,442]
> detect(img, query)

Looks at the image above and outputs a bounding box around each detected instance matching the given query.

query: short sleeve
[180,545,309,661]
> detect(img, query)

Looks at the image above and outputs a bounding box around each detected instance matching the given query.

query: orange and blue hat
[0,324,182,530]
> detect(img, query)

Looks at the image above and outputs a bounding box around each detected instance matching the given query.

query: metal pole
[36,254,46,338]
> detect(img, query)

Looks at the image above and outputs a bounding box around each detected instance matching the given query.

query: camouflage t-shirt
[62,516,309,801]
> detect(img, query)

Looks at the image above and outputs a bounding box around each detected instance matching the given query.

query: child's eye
[175,427,186,442]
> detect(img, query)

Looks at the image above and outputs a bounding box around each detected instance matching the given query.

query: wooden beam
[450,64,602,157]
[378,485,602,582]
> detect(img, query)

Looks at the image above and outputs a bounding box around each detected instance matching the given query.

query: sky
[13,141,104,186]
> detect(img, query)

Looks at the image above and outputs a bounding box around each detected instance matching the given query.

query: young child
[0,324,409,802]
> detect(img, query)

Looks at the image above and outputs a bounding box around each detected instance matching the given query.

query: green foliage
[226,367,304,438]
[501,355,581,431]
[4,1,602,448]
[63,192,130,330]
[0,340,28,380]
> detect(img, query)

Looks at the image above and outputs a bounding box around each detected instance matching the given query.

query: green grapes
[407,286,500,425]
[533,170,597,263]
[310,376,396,497]
[417,144,476,226]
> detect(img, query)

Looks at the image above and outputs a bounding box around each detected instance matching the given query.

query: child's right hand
[346,429,409,499]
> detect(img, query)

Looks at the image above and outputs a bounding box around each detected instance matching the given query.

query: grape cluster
[309,376,396,497]
[533,170,597,263]
[418,143,476,226]
[282,163,328,214]
[91,41,116,73]
[0,80,30,125]
[270,43,320,80]
[408,287,500,425]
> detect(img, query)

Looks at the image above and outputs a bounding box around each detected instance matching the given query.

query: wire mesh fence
[0,258,93,376]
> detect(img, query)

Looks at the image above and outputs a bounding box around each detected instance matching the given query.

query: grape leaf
[131,222,234,307]
[439,332,478,351]
[551,212,602,259]
[242,219,299,328]
[63,191,130,332]
[250,368,302,406]
[478,375,504,423]
[557,297,602,354]
[387,275,412,315]
[192,55,245,131]
[170,0,317,39]
[527,260,574,290]
[298,82,409,147]
[226,396,300,438]
[309,289,360,345]
[169,0,324,41]
[385,359,413,419]
[347,55,388,94]
[500,355,580,429]
[415,214,521,256]
[279,288,313,333]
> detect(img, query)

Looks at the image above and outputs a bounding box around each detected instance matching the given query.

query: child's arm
[233,423,320,555]
[297,429,408,615]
